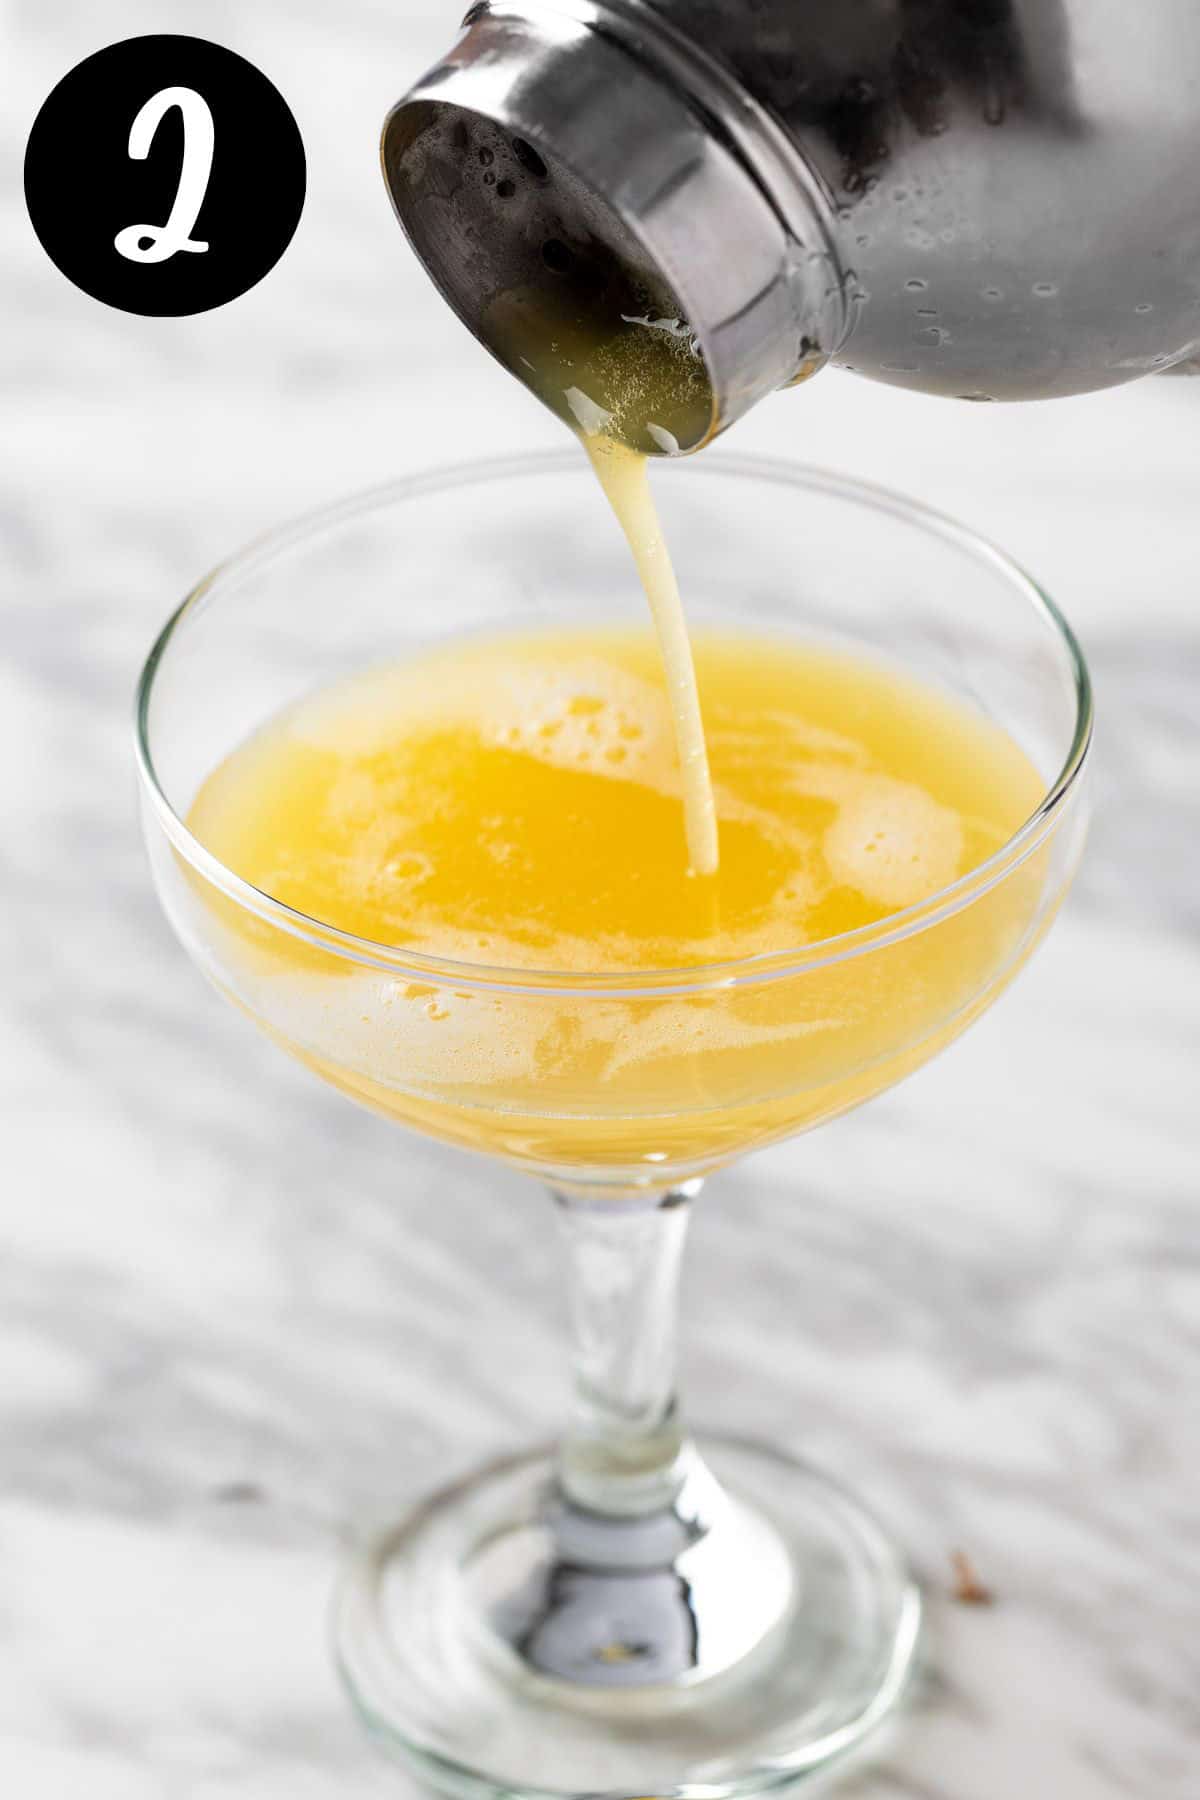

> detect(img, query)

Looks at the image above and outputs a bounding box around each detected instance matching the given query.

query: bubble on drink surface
[385,851,435,886]
[822,776,964,909]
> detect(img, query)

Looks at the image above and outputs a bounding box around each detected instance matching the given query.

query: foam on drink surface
[186,629,1048,1154]
[190,628,1041,975]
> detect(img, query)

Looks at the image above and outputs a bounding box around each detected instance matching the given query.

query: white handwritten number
[114,86,215,264]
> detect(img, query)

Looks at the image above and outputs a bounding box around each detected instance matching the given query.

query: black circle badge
[24,36,306,317]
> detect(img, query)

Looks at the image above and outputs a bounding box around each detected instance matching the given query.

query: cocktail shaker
[383,1,1200,450]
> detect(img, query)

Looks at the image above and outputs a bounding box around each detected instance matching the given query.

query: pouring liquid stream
[500,296,722,880]
[582,433,720,879]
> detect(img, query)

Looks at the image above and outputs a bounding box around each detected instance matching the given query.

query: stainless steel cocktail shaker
[383,1,1200,450]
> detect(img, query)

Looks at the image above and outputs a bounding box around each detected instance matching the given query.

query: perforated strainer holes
[542,239,574,273]
[512,137,549,179]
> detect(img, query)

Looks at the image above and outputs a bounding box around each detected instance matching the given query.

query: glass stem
[553,1183,700,1518]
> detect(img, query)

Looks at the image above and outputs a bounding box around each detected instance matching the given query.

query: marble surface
[4,3,1199,1796]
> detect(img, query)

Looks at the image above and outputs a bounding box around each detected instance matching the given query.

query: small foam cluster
[301,649,678,795]
[822,775,965,910]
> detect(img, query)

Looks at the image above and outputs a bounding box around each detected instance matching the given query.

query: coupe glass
[135,454,1091,1799]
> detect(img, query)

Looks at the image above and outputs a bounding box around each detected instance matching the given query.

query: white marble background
[3,3,1199,1796]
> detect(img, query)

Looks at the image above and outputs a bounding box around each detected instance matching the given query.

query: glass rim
[134,450,1093,998]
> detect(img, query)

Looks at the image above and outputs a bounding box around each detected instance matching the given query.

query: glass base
[333,1436,921,1798]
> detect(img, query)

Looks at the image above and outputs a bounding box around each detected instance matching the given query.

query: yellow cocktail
[187,626,1048,1183]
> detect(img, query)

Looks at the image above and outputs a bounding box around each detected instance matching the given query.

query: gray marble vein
[3,2,1199,1796]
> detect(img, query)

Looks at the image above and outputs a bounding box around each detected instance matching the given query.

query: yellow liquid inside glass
[188,628,1047,1180]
